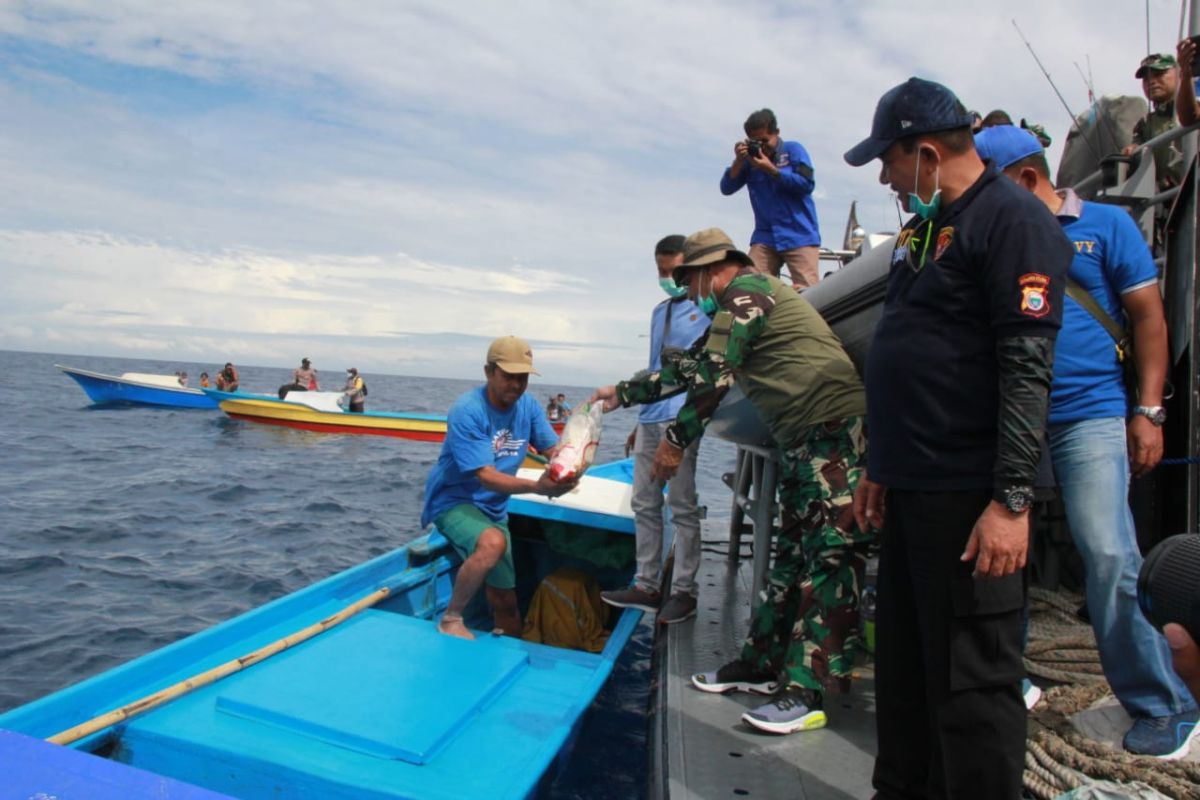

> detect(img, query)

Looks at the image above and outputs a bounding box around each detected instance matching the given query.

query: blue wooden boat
[58,364,219,410]
[0,459,640,799]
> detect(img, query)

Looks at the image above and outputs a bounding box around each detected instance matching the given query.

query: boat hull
[206,389,565,443]
[58,366,218,410]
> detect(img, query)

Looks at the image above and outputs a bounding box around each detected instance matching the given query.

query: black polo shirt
[865,167,1071,490]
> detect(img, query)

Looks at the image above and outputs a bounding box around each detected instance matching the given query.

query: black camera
[746,138,764,159]
[1138,533,1200,641]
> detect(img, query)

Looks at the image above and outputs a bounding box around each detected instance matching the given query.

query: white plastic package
[548,403,604,482]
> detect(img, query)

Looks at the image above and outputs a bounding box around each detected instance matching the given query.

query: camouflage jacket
[616,272,865,450]
[1133,101,1184,187]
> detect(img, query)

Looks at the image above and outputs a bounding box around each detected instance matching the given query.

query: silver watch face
[1006,487,1033,513]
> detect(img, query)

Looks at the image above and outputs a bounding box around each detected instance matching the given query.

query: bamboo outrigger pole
[47,585,393,746]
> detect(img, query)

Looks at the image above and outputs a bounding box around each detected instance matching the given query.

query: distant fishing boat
[0,458,641,800]
[57,365,219,410]
[204,388,566,441]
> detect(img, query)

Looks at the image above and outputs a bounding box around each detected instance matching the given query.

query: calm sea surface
[0,349,736,799]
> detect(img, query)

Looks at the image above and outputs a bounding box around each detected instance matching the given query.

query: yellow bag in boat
[522,567,610,653]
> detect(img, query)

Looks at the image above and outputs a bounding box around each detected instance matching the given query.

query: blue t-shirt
[1049,197,1158,424]
[420,387,559,527]
[719,140,821,251]
[639,297,711,425]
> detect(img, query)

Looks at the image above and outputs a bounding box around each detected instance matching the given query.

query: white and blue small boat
[0,458,641,800]
[57,365,219,410]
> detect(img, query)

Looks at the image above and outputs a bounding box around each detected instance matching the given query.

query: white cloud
[0,0,1189,384]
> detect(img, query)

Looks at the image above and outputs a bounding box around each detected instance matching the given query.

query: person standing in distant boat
[546,395,562,422]
[556,393,572,417]
[343,367,366,413]
[215,363,239,392]
[293,358,319,391]
[421,336,575,640]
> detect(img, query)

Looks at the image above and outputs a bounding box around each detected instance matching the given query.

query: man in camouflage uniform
[592,227,872,734]
[1122,53,1185,191]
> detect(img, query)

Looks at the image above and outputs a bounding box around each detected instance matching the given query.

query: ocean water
[0,349,736,799]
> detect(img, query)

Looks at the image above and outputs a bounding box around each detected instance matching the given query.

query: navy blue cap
[974,126,1043,170]
[844,77,976,167]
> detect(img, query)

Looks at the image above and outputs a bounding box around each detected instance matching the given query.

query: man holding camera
[720,109,821,289]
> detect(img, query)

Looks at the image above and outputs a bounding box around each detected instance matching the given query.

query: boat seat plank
[118,613,611,799]
[214,611,529,763]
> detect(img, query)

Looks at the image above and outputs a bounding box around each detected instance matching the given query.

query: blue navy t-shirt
[1050,196,1158,424]
[865,167,1071,490]
[420,387,559,527]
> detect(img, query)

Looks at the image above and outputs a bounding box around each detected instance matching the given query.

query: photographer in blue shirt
[720,109,822,289]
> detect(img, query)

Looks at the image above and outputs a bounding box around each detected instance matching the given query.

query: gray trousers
[631,421,702,597]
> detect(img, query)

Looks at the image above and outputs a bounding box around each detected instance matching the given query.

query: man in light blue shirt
[601,235,711,624]
[421,336,574,640]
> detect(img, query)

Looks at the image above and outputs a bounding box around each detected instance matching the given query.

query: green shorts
[433,504,515,590]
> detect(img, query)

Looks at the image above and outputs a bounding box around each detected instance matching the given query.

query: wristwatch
[1133,405,1167,427]
[994,485,1034,514]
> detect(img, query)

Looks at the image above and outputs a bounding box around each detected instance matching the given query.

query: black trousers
[872,489,1027,800]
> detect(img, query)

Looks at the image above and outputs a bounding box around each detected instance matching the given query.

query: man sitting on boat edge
[420,335,577,640]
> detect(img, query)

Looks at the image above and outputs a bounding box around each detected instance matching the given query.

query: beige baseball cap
[486,335,539,375]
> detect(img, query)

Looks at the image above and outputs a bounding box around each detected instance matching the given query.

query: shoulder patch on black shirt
[1019,273,1051,318]
[934,226,954,261]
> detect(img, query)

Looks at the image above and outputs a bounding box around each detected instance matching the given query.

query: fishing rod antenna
[1012,18,1102,163]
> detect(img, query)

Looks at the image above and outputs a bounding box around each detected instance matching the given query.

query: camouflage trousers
[740,416,874,691]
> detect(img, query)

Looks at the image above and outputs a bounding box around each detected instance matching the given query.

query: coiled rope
[1023,587,1200,799]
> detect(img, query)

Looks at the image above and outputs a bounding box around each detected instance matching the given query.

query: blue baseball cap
[844,77,976,167]
[974,125,1044,170]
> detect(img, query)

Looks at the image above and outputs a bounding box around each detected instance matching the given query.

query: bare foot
[437,614,475,640]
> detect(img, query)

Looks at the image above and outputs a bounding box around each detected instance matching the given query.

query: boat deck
[650,538,877,800]
[650,524,1200,799]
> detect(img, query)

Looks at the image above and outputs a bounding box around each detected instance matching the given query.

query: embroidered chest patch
[1019,273,1051,318]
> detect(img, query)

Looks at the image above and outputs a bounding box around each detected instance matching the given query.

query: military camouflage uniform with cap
[614,228,873,705]
[1133,53,1185,188]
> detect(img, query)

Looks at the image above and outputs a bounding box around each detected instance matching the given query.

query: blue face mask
[695,271,720,316]
[659,277,688,298]
[907,146,942,221]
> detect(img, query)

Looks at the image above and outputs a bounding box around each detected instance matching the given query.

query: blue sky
[0,0,1186,386]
